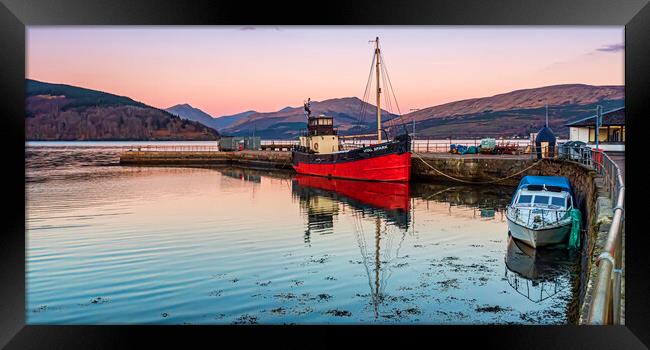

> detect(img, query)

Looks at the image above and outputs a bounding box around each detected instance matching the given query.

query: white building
[565,107,625,152]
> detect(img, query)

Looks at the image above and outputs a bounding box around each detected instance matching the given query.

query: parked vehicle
[479,138,496,154]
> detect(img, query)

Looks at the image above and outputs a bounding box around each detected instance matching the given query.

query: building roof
[534,125,556,144]
[565,107,625,127]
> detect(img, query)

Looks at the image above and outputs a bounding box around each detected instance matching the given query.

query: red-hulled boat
[291,37,411,182]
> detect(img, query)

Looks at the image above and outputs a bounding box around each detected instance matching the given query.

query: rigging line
[363,76,375,130]
[358,52,376,131]
[358,77,370,131]
[382,66,393,116]
[380,62,395,135]
[359,73,373,129]
[352,210,369,266]
[413,152,542,184]
[352,210,375,303]
[380,51,409,135]
[379,71,390,132]
[380,225,406,295]
[381,55,399,121]
[379,59,391,115]
[379,57,397,135]
[382,56,405,135]
[378,54,393,119]
[380,51,403,116]
[359,88,372,134]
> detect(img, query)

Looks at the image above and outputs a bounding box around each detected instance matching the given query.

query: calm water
[26,144,579,324]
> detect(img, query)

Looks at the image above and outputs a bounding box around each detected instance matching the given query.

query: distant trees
[25,84,220,140]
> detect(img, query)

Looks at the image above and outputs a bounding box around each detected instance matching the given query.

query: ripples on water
[26,146,580,324]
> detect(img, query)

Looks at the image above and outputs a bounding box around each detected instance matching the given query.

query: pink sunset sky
[27,26,624,117]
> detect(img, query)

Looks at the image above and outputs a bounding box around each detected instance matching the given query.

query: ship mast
[375,37,382,144]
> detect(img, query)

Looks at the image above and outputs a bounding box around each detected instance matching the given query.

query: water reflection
[292,175,412,318]
[504,237,575,303]
[220,169,262,183]
[27,147,579,324]
[291,177,574,318]
[292,175,410,230]
[412,182,513,213]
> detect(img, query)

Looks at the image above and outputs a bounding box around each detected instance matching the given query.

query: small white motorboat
[506,176,574,248]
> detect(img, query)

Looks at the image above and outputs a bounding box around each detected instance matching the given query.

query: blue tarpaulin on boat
[517,176,573,193]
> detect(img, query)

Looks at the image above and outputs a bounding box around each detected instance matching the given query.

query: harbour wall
[120,150,613,323]
[119,150,293,170]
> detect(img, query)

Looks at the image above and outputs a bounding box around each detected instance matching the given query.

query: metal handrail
[586,150,625,325]
[404,139,584,155]
[409,139,534,154]
[123,145,220,152]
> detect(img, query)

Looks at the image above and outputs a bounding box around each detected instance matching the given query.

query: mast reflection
[291,175,411,318]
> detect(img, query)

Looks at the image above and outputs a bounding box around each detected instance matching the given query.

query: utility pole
[409,108,420,139]
[545,104,549,127]
[595,105,602,152]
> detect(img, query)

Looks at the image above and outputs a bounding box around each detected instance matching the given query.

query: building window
[608,125,623,142]
[622,126,625,142]
[588,127,609,143]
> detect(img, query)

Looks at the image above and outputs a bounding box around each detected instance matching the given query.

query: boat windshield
[533,195,550,205]
[517,195,533,204]
[515,192,570,209]
[550,197,566,208]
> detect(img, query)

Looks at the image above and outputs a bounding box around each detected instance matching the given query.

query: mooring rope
[278,156,291,169]
[412,152,541,185]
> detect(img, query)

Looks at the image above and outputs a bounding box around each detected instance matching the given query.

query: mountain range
[166,98,398,139]
[219,97,399,139]
[167,84,623,139]
[26,80,624,140]
[166,104,256,131]
[404,84,624,138]
[26,79,219,141]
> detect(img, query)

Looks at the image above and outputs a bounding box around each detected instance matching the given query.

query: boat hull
[506,217,572,248]
[293,152,411,182]
[291,136,411,182]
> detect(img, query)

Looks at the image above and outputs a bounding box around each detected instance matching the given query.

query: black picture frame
[1,0,649,348]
